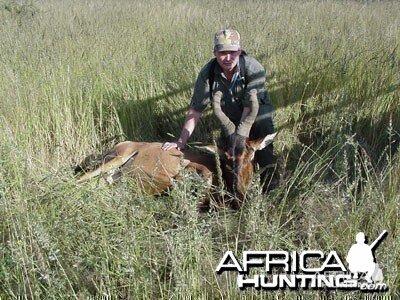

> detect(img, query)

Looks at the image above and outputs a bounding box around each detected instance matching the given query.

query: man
[162,29,276,191]
[346,232,382,283]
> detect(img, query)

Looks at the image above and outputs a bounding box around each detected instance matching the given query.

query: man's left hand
[161,142,184,151]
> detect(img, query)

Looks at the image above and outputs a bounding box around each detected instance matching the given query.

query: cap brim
[215,45,241,52]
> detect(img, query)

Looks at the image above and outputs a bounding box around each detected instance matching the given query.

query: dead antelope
[75,93,276,209]
[75,141,217,196]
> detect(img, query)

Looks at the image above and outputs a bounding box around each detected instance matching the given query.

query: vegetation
[0,0,399,298]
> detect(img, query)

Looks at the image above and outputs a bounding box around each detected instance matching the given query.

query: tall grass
[0,0,399,298]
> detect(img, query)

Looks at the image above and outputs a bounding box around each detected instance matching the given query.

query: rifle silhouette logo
[346,230,387,283]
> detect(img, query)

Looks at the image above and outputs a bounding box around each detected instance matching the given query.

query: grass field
[0,0,399,298]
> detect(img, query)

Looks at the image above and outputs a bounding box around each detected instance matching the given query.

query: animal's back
[121,142,184,194]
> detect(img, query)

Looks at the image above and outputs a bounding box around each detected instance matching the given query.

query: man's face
[214,50,241,72]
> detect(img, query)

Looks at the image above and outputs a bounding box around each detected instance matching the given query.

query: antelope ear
[249,132,277,151]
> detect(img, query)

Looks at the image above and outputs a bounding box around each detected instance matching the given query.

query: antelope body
[76,141,217,195]
[76,91,276,209]
[75,133,275,209]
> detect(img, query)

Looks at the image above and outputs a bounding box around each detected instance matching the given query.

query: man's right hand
[161,142,185,151]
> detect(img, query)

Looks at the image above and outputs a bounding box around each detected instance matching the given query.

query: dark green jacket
[190,55,271,125]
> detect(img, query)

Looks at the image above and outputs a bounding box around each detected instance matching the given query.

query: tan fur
[77,141,214,195]
[77,133,276,209]
[120,142,183,194]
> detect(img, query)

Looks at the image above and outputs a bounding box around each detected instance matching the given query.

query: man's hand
[161,142,185,151]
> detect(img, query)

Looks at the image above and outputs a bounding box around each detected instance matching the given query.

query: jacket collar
[213,60,240,76]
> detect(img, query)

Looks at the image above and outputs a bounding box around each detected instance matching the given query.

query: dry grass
[0,0,399,298]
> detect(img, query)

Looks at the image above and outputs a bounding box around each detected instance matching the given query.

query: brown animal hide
[77,142,187,194]
[76,133,276,210]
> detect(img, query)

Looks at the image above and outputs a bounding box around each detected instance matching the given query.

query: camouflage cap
[214,29,241,52]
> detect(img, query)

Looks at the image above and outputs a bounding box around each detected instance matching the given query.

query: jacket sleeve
[189,62,212,112]
[236,56,269,137]
[242,56,267,107]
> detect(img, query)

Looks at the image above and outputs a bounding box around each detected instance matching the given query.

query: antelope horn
[212,91,235,136]
[236,89,259,137]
